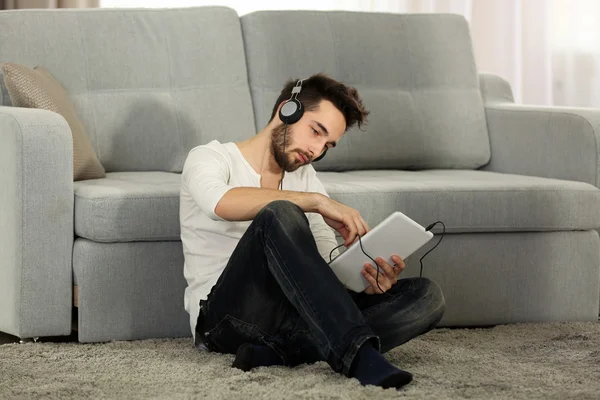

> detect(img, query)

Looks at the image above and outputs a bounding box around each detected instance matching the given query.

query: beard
[270,123,308,172]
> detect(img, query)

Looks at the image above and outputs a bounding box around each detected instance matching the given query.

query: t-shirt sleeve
[182,146,234,221]
[304,166,341,262]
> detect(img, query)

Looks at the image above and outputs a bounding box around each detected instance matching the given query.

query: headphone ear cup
[279,99,304,124]
[313,148,327,162]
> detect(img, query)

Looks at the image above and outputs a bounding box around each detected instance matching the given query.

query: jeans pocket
[206,314,270,354]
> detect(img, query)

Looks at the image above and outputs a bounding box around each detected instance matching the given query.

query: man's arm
[214,187,324,221]
[182,146,326,222]
[182,146,366,243]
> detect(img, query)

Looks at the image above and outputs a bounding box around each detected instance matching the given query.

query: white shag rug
[1,321,599,399]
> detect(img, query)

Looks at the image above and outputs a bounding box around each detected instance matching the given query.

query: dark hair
[269,73,369,131]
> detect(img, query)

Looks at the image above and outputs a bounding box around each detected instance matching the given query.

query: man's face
[271,100,346,172]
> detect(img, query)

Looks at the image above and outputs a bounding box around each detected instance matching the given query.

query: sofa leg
[18,337,39,344]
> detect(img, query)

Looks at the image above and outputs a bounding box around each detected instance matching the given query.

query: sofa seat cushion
[74,170,600,243]
[74,172,181,242]
[317,170,600,233]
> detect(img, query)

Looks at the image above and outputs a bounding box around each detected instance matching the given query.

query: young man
[180,73,445,390]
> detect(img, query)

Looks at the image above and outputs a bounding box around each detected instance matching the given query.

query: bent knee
[410,277,445,326]
[424,278,446,326]
[263,200,302,214]
[257,200,308,227]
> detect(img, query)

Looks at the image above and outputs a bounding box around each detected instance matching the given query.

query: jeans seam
[264,233,344,361]
[205,313,274,354]
[226,314,271,338]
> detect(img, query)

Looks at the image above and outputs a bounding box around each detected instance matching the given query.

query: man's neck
[236,129,282,177]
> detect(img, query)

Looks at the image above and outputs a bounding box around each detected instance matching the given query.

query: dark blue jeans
[195,200,445,376]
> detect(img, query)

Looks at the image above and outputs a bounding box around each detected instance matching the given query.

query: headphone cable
[280,123,288,190]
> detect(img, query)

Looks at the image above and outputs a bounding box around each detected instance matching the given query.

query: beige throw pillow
[1,62,105,181]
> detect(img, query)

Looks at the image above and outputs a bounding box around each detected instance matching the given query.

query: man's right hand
[318,197,370,247]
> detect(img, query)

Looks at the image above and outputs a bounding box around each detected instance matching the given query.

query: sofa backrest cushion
[0,6,256,173]
[241,11,491,171]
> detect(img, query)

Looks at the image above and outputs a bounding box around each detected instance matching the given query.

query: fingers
[344,211,369,247]
[353,215,368,237]
[327,200,369,247]
[391,255,406,274]
[362,263,392,294]
[353,214,369,240]
[343,218,358,247]
[374,257,398,283]
[343,216,361,247]
[362,256,406,294]
[359,215,370,234]
[352,217,367,245]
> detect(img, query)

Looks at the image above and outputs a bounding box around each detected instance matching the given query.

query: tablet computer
[328,211,434,293]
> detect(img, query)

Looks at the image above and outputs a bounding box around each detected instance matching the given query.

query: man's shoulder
[188,139,230,156]
[185,140,234,166]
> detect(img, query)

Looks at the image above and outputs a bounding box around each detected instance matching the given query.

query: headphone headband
[279,79,305,125]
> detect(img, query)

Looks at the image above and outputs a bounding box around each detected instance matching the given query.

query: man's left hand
[362,255,405,295]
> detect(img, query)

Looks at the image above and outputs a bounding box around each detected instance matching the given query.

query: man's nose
[309,140,327,159]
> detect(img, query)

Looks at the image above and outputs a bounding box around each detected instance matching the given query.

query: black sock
[232,343,285,371]
[349,341,413,389]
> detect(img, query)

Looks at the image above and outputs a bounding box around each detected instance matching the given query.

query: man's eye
[312,128,319,135]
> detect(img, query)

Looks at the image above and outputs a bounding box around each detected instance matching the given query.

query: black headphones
[278,79,327,162]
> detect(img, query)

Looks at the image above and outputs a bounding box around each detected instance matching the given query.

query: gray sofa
[1,6,599,344]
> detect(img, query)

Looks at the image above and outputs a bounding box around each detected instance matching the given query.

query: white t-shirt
[180,139,340,340]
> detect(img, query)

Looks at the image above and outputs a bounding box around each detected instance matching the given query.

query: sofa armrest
[479,73,515,104]
[481,103,600,187]
[0,106,74,339]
